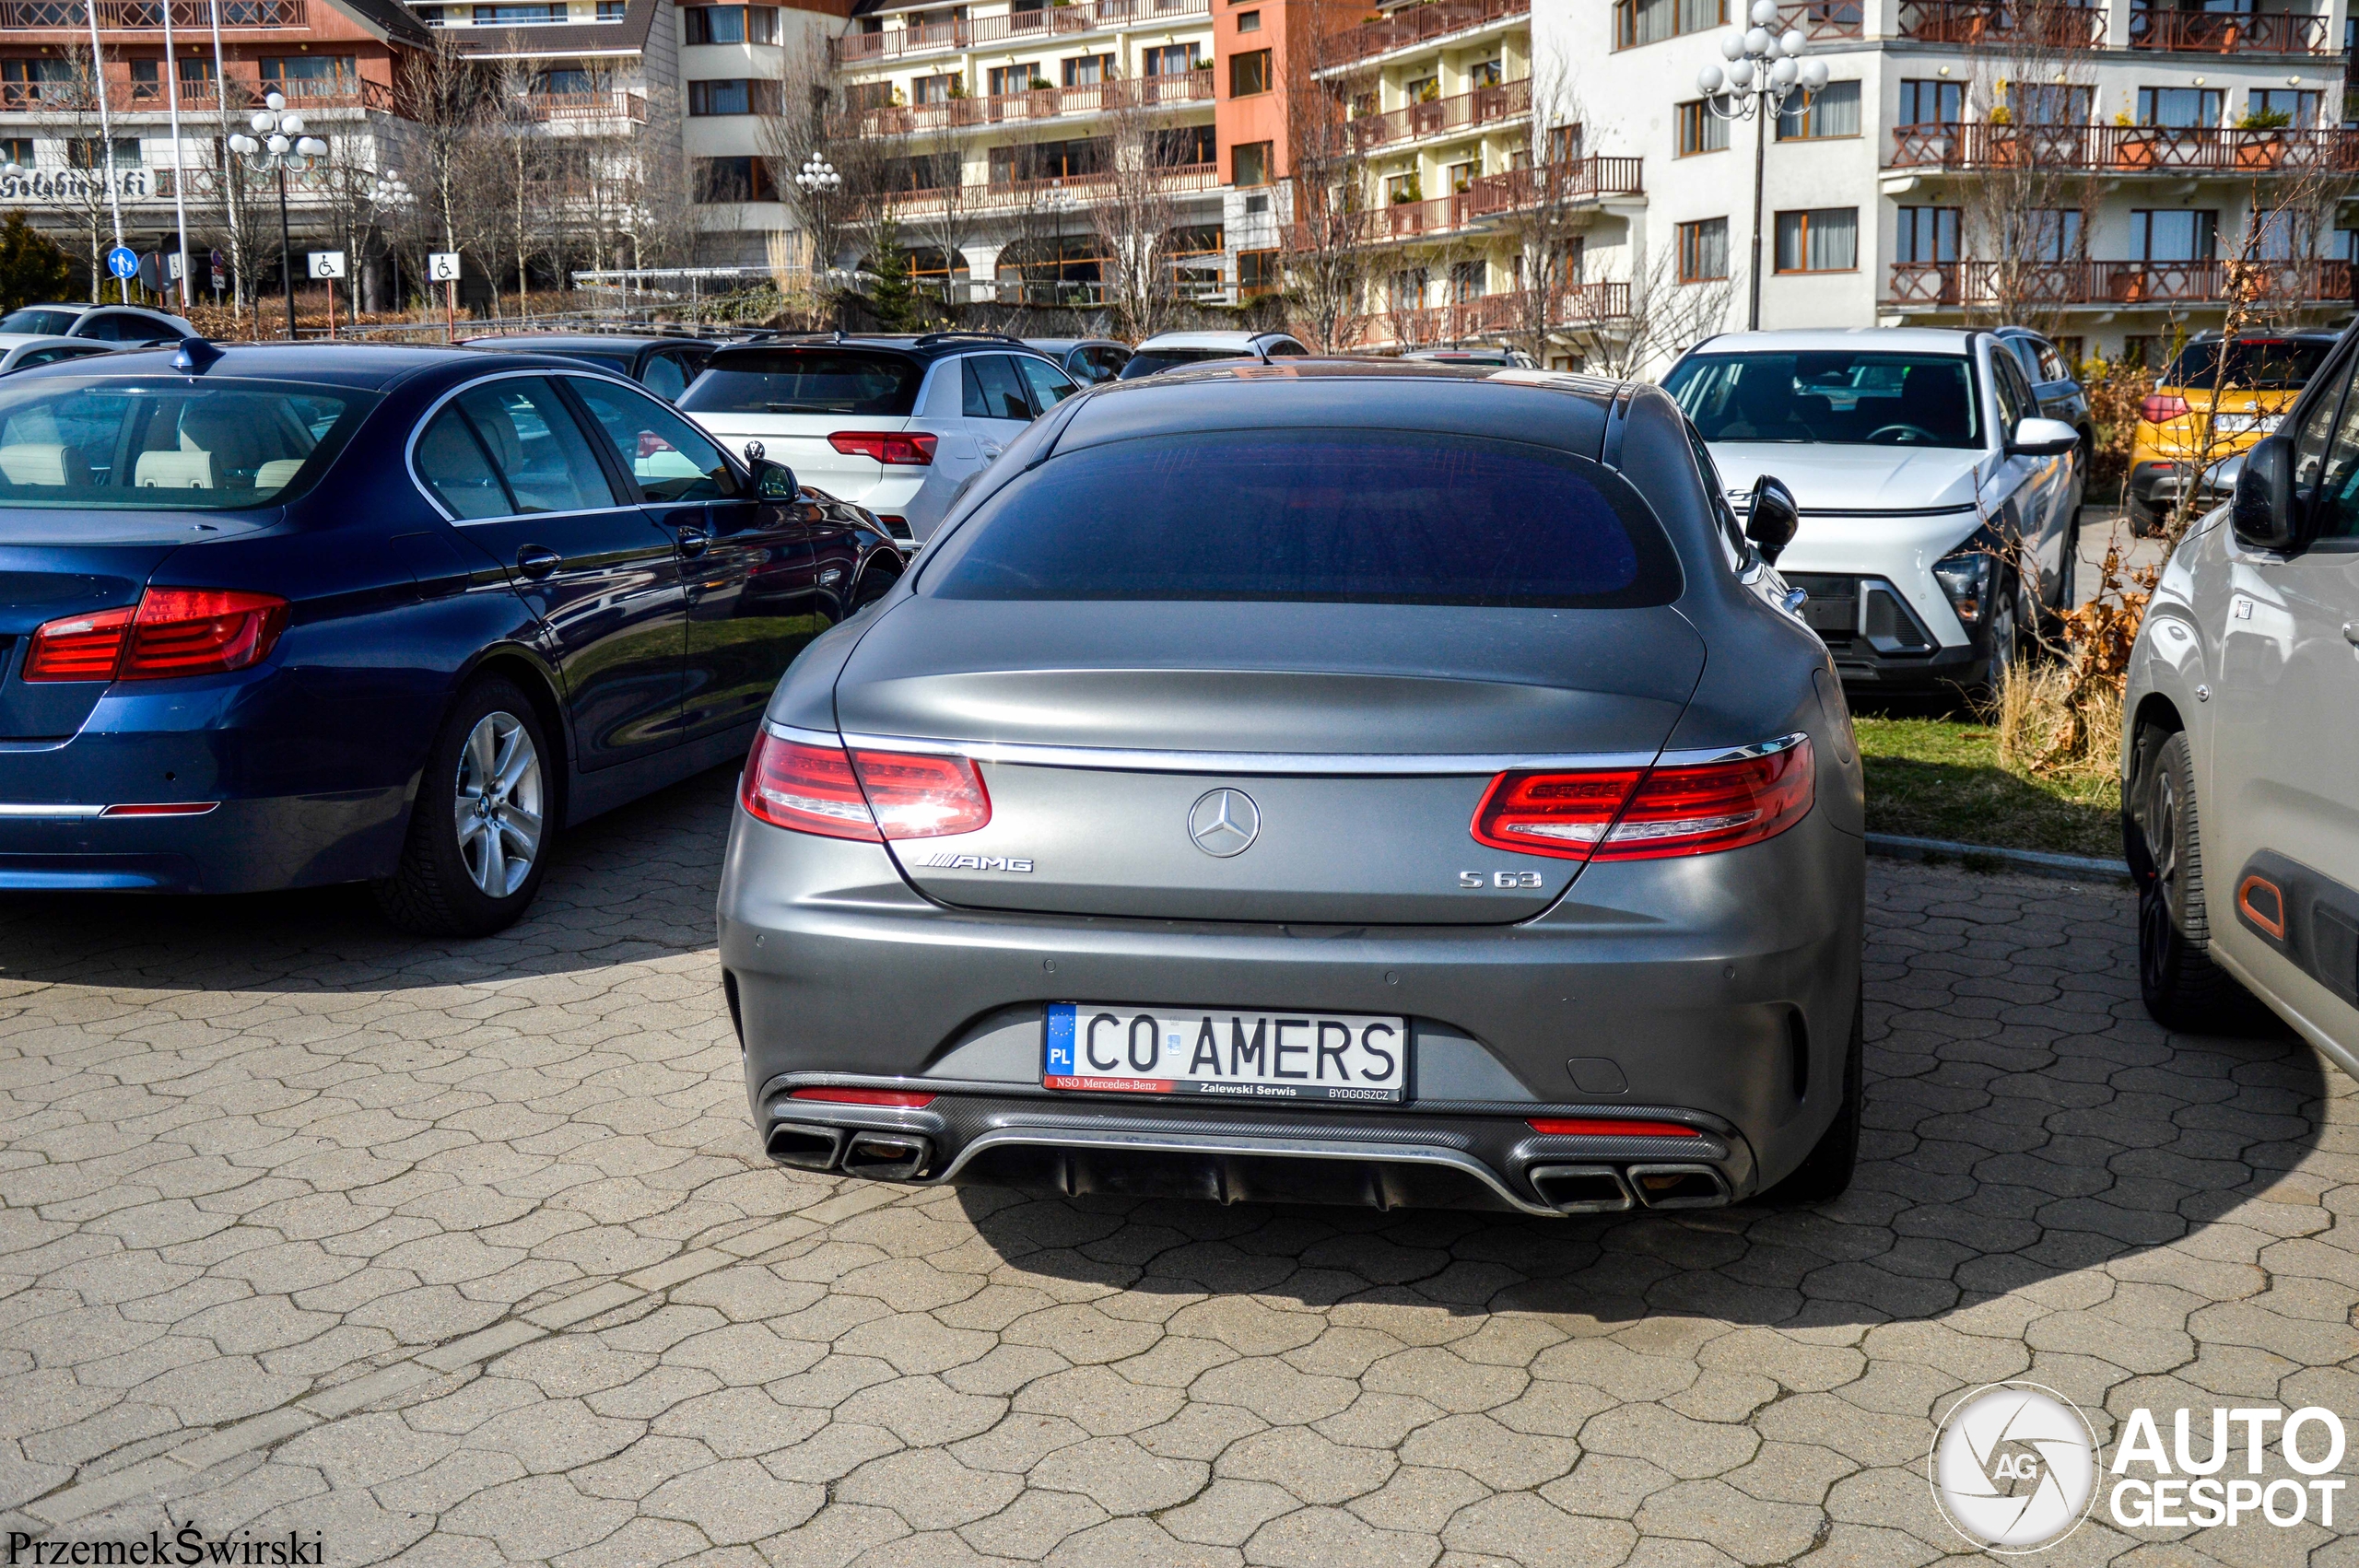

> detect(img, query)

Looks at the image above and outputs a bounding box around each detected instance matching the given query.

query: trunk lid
[0,516,226,739]
[834,599,1706,923]
[682,410,911,502]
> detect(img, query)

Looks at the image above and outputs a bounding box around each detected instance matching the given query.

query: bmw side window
[452,379,616,515]
[569,377,739,502]
[415,407,514,520]
[1015,356,1077,413]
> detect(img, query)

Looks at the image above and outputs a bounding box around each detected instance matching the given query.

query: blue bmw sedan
[0,341,906,933]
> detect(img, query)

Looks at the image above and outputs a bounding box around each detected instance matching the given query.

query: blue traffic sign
[106,246,138,280]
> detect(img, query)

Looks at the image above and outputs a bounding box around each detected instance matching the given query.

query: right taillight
[1472,738,1814,863]
[829,431,937,465]
[2141,393,2191,424]
[741,731,990,840]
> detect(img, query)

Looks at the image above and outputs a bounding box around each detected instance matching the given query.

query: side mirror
[1746,474,1801,565]
[2007,415,2080,457]
[2231,433,2298,551]
[749,455,799,500]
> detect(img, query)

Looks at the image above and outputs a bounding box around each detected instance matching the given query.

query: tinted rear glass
[2163,338,2331,392]
[0,377,373,510]
[681,350,922,415]
[1118,347,1250,379]
[923,429,1681,608]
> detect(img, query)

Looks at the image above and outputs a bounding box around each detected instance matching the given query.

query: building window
[262,55,358,84]
[695,155,776,202]
[1229,48,1270,97]
[910,73,959,103]
[1468,57,1501,88]
[1144,43,1192,76]
[1677,217,1728,281]
[1446,158,1476,193]
[1676,99,1728,155]
[1063,53,1112,86]
[1777,79,1860,139]
[2248,88,2319,127]
[2003,208,2082,261]
[67,137,142,170]
[2131,208,2217,261]
[1236,8,1260,29]
[1233,139,1271,185]
[1449,259,1485,300]
[2138,87,2223,127]
[597,1,624,17]
[1157,124,1215,166]
[988,64,1042,95]
[1774,207,1857,272]
[1386,170,1422,203]
[685,5,778,41]
[1895,205,1959,263]
[2010,84,2090,124]
[1387,267,1427,311]
[1238,248,1280,295]
[1897,78,1962,126]
[1615,0,1725,49]
[687,77,777,114]
[471,3,563,20]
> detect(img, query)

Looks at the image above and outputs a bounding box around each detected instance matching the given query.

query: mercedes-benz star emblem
[1188,789,1261,858]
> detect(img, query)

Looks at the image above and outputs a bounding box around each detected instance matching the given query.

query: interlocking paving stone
[3,767,2354,1563]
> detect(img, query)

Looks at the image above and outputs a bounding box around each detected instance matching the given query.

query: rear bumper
[0,787,412,893]
[717,805,1865,1211]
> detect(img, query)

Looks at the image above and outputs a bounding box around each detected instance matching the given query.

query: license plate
[1043,1002,1408,1104]
[2215,413,2282,435]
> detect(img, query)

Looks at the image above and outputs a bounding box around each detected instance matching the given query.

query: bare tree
[1088,92,1187,339]
[1495,62,1599,365]
[1580,247,1732,380]
[1957,0,2104,335]
[398,34,486,302]
[1277,8,1373,352]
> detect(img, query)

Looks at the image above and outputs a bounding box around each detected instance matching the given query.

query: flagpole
[161,0,191,308]
[83,0,127,299]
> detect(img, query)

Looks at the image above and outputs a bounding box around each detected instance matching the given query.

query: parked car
[0,342,904,933]
[1116,329,1309,379]
[0,335,115,375]
[2126,331,2338,537]
[0,302,197,345]
[1024,337,1132,384]
[458,333,719,403]
[1665,328,2082,696]
[676,332,1081,545]
[2124,321,2359,1075]
[718,359,1868,1215]
[1989,325,2092,468]
[1402,346,1538,368]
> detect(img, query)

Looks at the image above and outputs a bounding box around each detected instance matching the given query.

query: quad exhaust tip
[1527,1164,1635,1214]
[766,1121,846,1172]
[841,1130,933,1180]
[1626,1164,1731,1210]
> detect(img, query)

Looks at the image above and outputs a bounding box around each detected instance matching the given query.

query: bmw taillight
[829,431,937,465]
[1472,738,1814,862]
[2141,394,2190,424]
[25,589,290,683]
[741,731,990,840]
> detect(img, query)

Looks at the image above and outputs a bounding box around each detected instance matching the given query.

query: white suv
[1664,328,2082,694]
[678,333,1079,544]
[2124,321,2359,1072]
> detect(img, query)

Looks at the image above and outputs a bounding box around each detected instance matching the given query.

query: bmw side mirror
[1746,475,1801,565]
[2231,434,2298,551]
[749,456,799,500]
[2006,416,2080,458]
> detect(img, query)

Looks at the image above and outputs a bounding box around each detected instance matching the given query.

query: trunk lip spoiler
[768,722,1805,778]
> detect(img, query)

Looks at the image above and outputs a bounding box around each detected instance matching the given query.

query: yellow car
[2128,331,2338,535]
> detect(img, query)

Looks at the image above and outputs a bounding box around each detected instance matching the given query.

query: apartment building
[1542,0,2356,368]
[679,0,845,262]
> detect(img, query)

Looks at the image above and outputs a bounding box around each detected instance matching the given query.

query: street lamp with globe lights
[227,91,327,339]
[794,154,847,327]
[1695,0,1830,330]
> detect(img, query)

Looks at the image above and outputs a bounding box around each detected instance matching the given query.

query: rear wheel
[1761,986,1862,1205]
[377,678,552,938]
[2130,726,2249,1031]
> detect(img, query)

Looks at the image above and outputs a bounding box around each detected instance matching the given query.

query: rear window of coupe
[680,349,923,415]
[922,428,1682,608]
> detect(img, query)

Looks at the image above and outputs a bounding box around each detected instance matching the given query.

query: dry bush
[2004,528,2154,783]
[2076,356,2154,495]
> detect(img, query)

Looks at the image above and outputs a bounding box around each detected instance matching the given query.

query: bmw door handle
[515,544,561,579]
[674,525,710,557]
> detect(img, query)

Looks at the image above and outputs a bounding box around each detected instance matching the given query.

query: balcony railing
[522,89,647,123]
[1889,257,2353,307]
[1777,0,1864,37]
[1389,281,1632,341]
[1894,0,2103,44]
[1349,78,1529,152]
[1320,0,1531,70]
[2129,7,2331,53]
[830,68,1211,135]
[1362,158,1643,240]
[1889,120,2359,172]
[881,160,1218,213]
[3,74,392,113]
[0,0,301,25]
[831,0,1212,64]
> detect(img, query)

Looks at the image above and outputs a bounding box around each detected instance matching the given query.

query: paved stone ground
[1,766,2352,1567]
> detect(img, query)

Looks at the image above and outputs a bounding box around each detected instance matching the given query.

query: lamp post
[369,170,414,313]
[1696,1,1830,331]
[794,154,846,328]
[227,92,326,340]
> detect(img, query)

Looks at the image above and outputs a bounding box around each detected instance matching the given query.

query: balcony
[2,73,393,113]
[1389,281,1632,341]
[522,89,648,124]
[1614,0,1857,50]
[829,68,1211,136]
[831,0,1211,65]
[1349,78,1529,153]
[1889,121,2359,172]
[2129,6,2331,52]
[1320,0,1530,72]
[0,0,301,26]
[1888,257,2353,307]
[881,160,1217,214]
[1361,158,1643,241]
[1894,0,2102,44]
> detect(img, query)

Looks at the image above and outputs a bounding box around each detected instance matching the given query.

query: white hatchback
[678,333,1080,544]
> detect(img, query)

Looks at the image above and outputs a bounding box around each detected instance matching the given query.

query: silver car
[718,362,1868,1215]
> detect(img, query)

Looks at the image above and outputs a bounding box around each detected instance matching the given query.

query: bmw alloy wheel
[454,710,544,898]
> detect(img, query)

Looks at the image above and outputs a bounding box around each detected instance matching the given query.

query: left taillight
[742,731,990,840]
[25,588,290,684]
[1472,738,1814,862]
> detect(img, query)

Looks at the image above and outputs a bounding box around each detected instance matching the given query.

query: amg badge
[916,852,1035,872]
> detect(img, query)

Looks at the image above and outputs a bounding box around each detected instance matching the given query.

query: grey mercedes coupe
[716,361,1867,1216]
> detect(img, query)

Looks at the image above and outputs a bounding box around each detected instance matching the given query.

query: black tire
[1762,986,1863,1205]
[376,677,554,938]
[2128,726,2250,1031]
[2128,501,2161,539]
[1974,575,2023,698]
